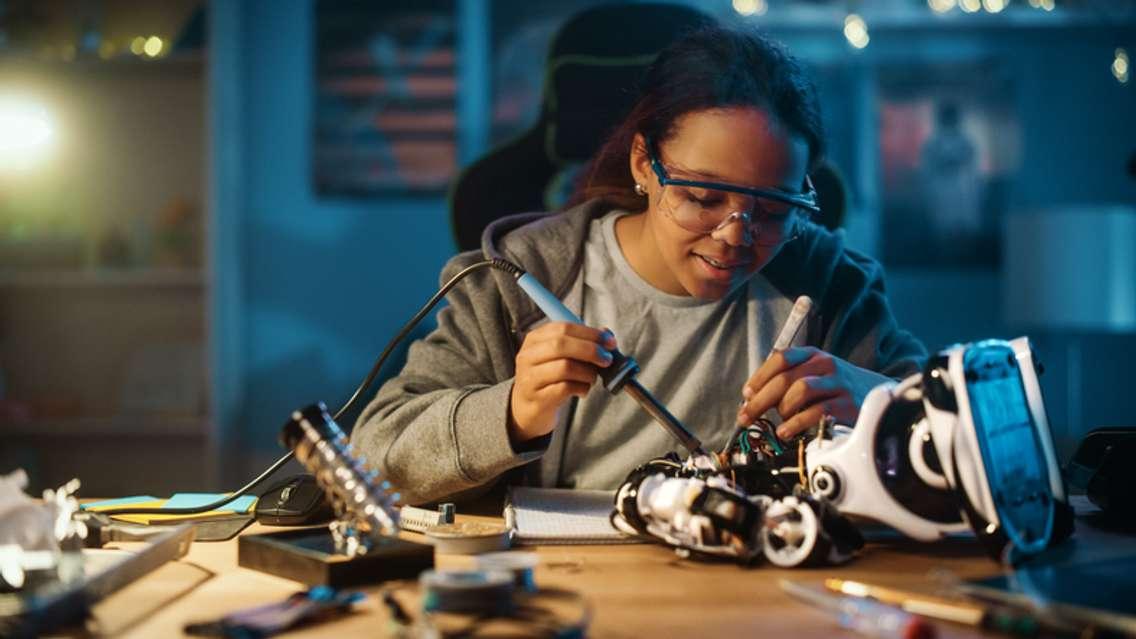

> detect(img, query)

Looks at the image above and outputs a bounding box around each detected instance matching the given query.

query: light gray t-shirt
[557,211,798,490]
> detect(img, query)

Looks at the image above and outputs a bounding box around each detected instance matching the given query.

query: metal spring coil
[279,402,400,537]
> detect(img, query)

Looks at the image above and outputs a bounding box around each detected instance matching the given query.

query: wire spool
[474,551,538,593]
[425,521,511,555]
[420,569,515,616]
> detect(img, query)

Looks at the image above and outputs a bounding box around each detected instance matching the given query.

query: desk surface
[86,518,1033,639]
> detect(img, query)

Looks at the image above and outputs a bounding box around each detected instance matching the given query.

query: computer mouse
[255,474,335,526]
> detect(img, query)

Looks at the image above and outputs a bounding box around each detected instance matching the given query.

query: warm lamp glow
[0,96,54,172]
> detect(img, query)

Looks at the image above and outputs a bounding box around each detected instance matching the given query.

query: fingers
[521,358,602,392]
[775,403,828,441]
[775,395,858,440]
[519,322,618,368]
[534,380,593,404]
[526,321,617,349]
[509,322,618,441]
[741,346,817,400]
[777,375,839,418]
[738,349,834,425]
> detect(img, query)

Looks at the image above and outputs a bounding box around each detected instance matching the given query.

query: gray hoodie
[352,199,926,505]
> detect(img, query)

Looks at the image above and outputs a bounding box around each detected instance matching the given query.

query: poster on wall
[313,0,457,196]
[878,61,1020,269]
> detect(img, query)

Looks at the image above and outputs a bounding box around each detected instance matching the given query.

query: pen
[780,579,937,639]
[827,579,984,624]
[738,295,813,444]
[772,295,813,352]
[826,579,1048,635]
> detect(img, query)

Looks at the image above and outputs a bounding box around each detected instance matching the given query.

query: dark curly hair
[570,25,825,212]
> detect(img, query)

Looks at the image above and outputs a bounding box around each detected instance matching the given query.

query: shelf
[0,268,204,289]
[4,415,210,438]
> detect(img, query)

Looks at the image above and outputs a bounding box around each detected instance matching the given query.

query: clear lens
[660,184,798,246]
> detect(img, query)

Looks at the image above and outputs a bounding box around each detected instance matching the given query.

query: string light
[732,0,767,16]
[959,0,981,12]
[982,0,1006,12]
[143,36,163,58]
[130,36,146,56]
[928,0,957,13]
[843,14,869,49]
[1114,48,1130,84]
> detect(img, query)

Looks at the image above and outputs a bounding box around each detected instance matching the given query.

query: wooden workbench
[85,518,1020,638]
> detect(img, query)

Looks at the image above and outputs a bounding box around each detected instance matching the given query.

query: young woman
[353,26,925,505]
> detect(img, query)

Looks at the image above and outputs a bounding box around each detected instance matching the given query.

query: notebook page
[504,486,641,545]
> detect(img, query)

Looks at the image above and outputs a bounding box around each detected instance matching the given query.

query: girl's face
[628,107,810,300]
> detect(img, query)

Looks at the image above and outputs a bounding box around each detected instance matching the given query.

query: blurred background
[0,0,1132,496]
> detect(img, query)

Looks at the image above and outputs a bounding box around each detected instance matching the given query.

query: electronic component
[613,337,1072,567]
[398,504,456,533]
[610,452,863,566]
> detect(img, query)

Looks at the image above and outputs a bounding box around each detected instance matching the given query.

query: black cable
[98,259,516,516]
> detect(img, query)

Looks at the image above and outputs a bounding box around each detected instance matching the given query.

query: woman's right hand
[508,322,618,443]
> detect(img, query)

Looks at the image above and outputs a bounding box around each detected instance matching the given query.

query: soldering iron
[497,259,708,457]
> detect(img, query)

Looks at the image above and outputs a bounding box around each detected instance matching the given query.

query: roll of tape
[474,551,538,592]
[420,569,514,615]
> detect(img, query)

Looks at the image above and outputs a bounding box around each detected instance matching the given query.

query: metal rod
[623,379,706,456]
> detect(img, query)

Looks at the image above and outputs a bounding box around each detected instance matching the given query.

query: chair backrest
[448,3,714,251]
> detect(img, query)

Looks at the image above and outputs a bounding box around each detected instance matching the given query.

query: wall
[789,25,1136,459]
[213,1,457,481]
[884,32,1136,458]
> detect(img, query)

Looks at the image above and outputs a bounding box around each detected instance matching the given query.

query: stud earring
[634,183,646,196]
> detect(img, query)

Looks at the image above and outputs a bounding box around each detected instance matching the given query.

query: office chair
[448,2,714,251]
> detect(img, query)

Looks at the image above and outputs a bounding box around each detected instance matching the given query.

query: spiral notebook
[503,486,641,545]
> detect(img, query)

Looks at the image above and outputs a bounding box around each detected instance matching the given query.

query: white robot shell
[804,376,970,541]
[922,337,1070,558]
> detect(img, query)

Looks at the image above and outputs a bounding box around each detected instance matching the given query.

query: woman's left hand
[736,346,892,440]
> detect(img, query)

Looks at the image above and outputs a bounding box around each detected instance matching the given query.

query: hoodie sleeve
[765,225,927,379]
[817,247,927,378]
[350,251,546,505]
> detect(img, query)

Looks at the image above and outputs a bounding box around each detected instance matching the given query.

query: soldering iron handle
[516,273,581,324]
[516,272,639,392]
[511,266,703,456]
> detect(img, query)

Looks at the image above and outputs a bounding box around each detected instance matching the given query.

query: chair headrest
[544,3,715,164]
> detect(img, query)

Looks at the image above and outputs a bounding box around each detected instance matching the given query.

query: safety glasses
[646,137,819,246]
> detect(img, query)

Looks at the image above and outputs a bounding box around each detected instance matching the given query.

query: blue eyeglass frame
[645,137,821,215]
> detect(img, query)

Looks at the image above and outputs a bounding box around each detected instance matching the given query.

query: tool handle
[516,273,638,392]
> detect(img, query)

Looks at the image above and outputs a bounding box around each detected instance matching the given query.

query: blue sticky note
[82,495,159,510]
[164,493,257,513]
